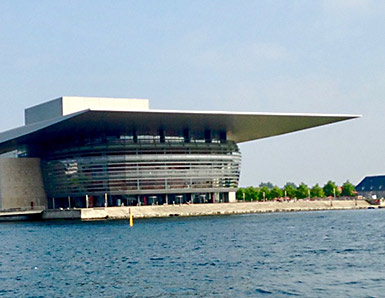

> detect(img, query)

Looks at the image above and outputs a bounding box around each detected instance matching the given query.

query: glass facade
[41,134,241,207]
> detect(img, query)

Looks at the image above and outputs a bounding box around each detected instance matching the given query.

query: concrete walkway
[79,199,371,220]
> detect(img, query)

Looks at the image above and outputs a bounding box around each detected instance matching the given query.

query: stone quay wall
[78,199,371,220]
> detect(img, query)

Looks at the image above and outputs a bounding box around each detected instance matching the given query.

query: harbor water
[1,209,385,297]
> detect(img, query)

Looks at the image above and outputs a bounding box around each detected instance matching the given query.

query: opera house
[0,97,357,210]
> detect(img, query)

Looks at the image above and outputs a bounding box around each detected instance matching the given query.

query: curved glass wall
[41,137,241,200]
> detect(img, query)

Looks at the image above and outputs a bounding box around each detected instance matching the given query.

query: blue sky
[1,0,384,187]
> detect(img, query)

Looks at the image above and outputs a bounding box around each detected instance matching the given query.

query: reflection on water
[1,209,385,297]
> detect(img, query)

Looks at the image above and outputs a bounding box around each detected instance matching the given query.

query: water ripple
[0,209,385,297]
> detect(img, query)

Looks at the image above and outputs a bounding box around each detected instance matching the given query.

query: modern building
[0,96,358,210]
[356,175,385,199]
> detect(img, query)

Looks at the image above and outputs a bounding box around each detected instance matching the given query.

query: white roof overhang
[0,109,360,154]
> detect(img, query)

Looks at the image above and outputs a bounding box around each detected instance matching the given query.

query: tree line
[237,180,357,201]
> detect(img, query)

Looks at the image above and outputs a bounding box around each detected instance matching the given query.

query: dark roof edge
[0,109,89,144]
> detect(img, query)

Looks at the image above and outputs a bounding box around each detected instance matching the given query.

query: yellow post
[129,208,134,227]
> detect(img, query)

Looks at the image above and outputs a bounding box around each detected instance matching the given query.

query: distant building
[0,96,358,210]
[356,175,385,199]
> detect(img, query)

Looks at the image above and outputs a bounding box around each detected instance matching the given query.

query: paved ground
[80,199,371,220]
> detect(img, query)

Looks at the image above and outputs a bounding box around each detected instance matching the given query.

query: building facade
[0,97,358,210]
[356,175,385,199]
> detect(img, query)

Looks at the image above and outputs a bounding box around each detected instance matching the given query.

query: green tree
[296,183,310,199]
[310,184,324,198]
[270,186,283,199]
[341,180,356,197]
[244,186,259,201]
[283,182,297,198]
[323,181,341,197]
[258,186,270,201]
[236,188,245,201]
[259,182,274,189]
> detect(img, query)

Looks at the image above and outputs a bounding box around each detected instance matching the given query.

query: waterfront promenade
[40,199,371,220]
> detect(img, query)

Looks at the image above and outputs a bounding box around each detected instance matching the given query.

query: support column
[219,131,227,143]
[228,191,236,203]
[159,128,165,143]
[183,129,190,143]
[133,128,137,143]
[205,130,212,143]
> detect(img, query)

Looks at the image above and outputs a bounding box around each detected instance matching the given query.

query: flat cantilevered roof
[0,102,359,155]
